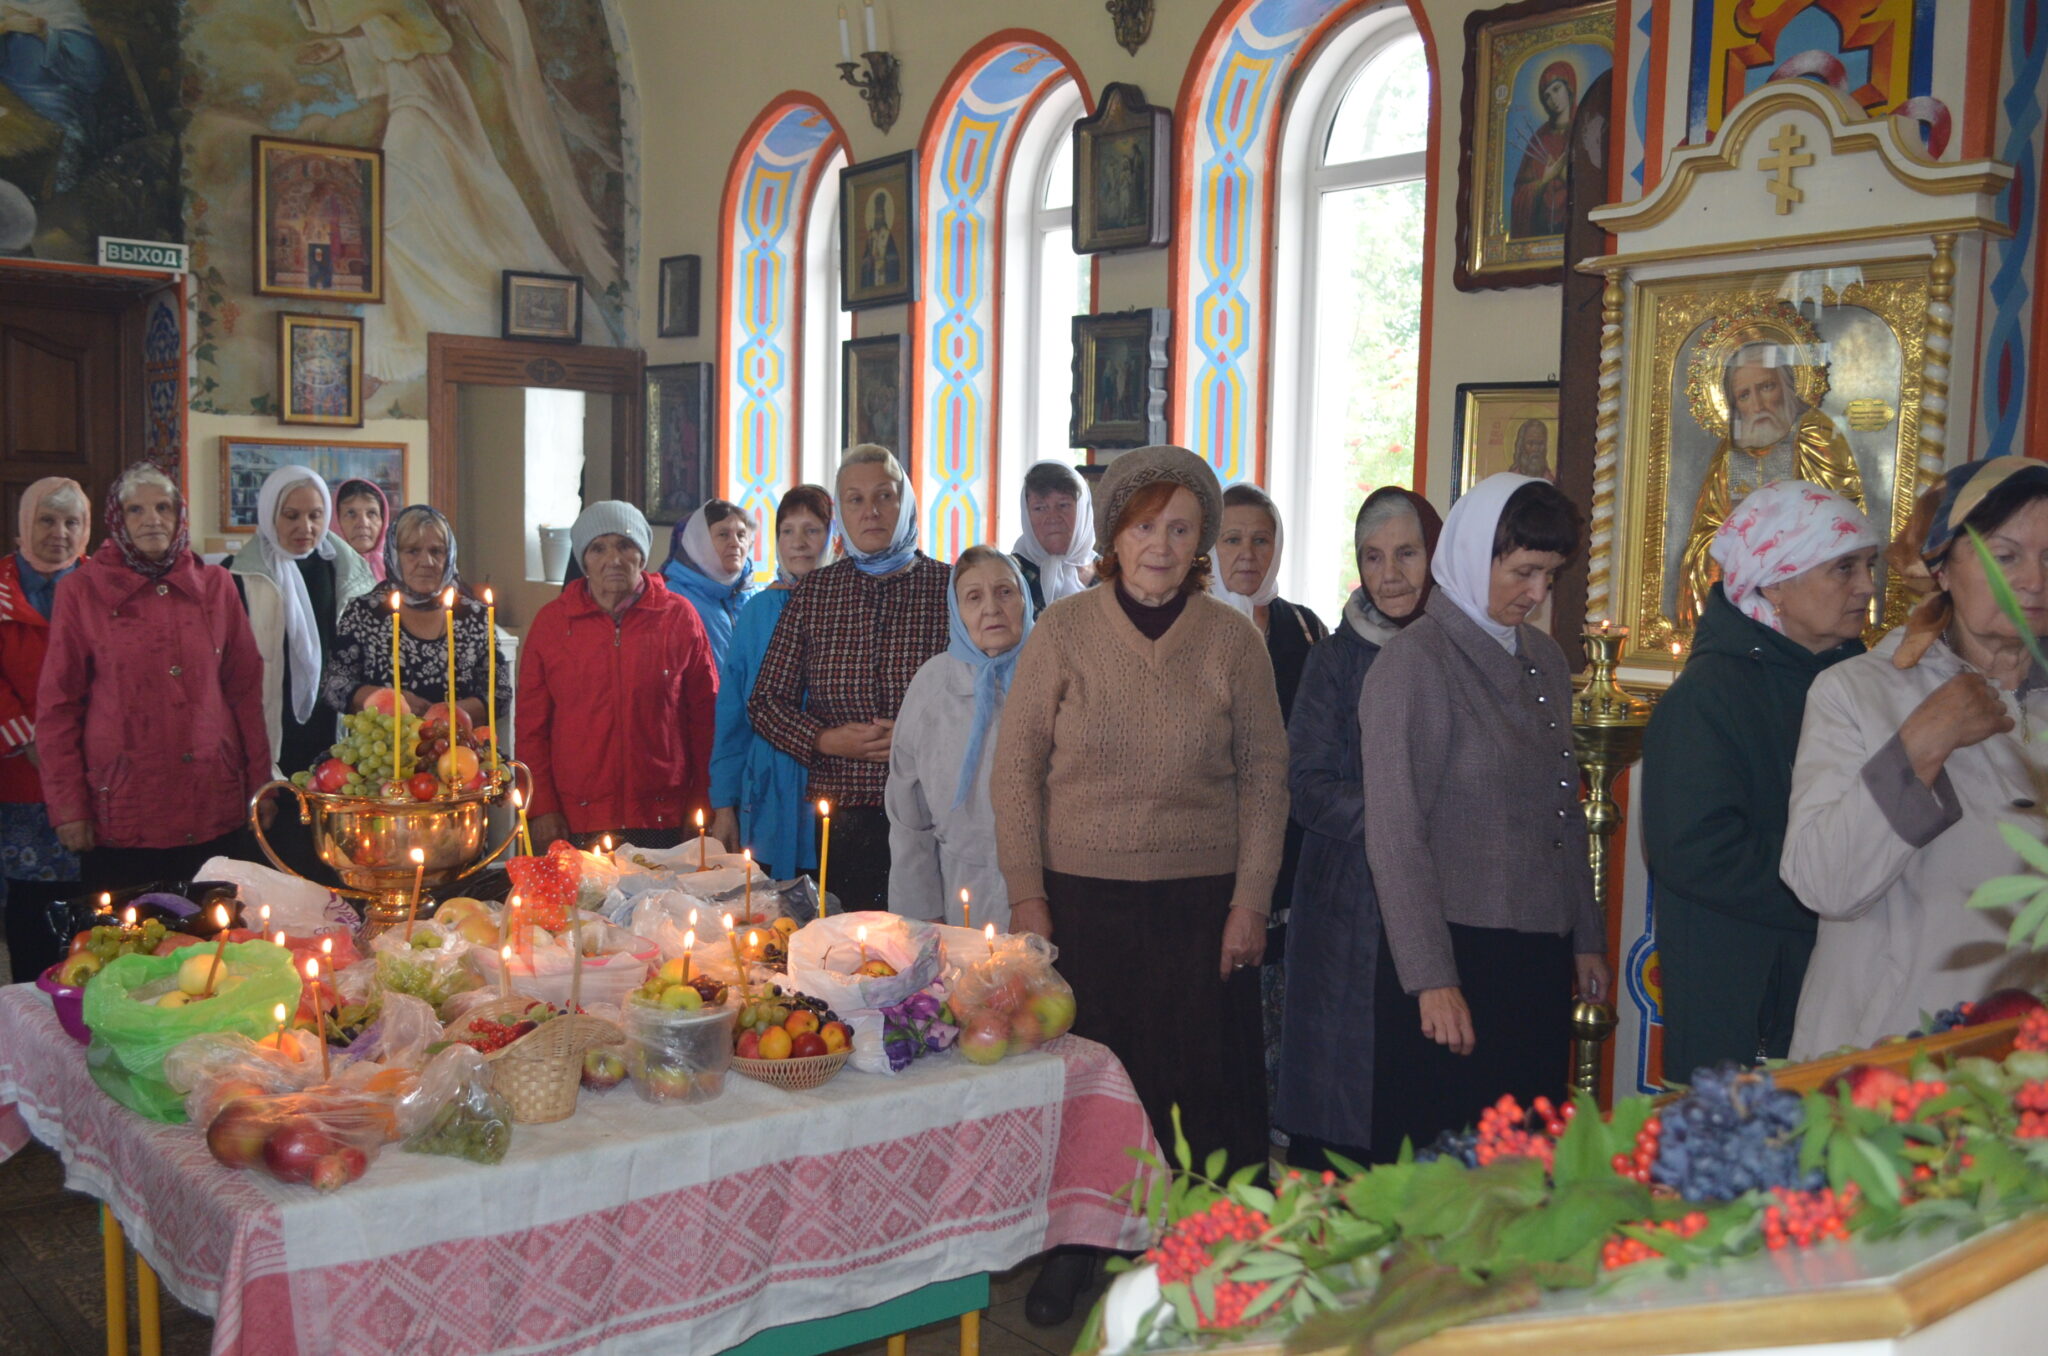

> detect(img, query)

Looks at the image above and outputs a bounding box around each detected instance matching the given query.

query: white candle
[837,5,851,60]
[959,887,970,930]
[498,944,513,999]
[862,2,876,52]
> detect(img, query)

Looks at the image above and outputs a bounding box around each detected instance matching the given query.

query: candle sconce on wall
[1106,0,1155,56]
[837,4,901,134]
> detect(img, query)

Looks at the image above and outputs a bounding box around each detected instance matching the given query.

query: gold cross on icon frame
[1760,123,1815,215]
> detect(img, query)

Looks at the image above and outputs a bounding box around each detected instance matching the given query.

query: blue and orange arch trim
[1168,0,1440,495]
[910,30,1090,562]
[715,93,850,577]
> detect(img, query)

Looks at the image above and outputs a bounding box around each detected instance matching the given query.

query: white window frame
[998,80,1085,547]
[800,148,851,491]
[1269,6,1428,605]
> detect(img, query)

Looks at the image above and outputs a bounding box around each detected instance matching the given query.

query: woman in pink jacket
[38,464,272,896]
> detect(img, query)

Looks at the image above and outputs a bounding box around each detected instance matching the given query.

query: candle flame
[817,799,830,817]
[259,904,271,923]
[512,787,525,810]
[304,957,319,979]
[272,1003,287,1023]
[483,586,494,606]
[747,930,759,948]
[857,924,868,944]
[409,847,426,864]
[123,906,136,927]
[274,932,287,947]
[959,887,969,904]
[688,907,699,927]
[743,848,752,863]
[683,928,695,949]
[601,834,612,853]
[695,808,704,827]
[501,944,512,962]
[215,903,230,929]
[985,923,995,942]
[722,912,735,932]
[389,590,403,611]
[100,892,112,910]
[320,937,334,956]
[1671,640,1682,656]
[441,586,456,609]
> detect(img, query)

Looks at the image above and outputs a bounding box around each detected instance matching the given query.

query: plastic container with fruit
[470,911,661,1011]
[621,985,738,1105]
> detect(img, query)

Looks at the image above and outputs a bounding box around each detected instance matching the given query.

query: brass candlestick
[1569,625,1652,1096]
[837,51,901,133]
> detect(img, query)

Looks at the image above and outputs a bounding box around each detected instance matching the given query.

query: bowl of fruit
[730,984,851,1091]
[622,967,737,1104]
[248,694,529,938]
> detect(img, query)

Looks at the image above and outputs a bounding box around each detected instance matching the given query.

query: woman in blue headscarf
[662,499,758,667]
[884,546,1035,927]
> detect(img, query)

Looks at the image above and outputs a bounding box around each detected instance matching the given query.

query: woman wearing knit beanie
[993,445,1288,1322]
[515,500,719,848]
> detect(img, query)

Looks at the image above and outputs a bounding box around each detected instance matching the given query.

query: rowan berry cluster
[1847,1067,1948,1121]
[1143,1199,1276,1329]
[1762,1185,1857,1250]
[1611,1113,1661,1184]
[2015,1008,2048,1053]
[1473,1094,1572,1168]
[2014,1080,2048,1138]
[1600,1211,1707,1270]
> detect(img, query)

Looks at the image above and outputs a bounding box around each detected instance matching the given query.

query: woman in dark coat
[1277,487,1441,1169]
[1641,479,1878,1076]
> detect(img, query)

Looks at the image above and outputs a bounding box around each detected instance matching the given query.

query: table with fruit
[0,854,1156,1356]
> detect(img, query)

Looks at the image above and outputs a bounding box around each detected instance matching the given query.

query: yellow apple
[454,913,500,947]
[177,951,227,997]
[156,990,192,1009]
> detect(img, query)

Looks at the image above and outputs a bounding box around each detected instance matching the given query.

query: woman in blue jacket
[706,485,834,875]
[662,500,759,666]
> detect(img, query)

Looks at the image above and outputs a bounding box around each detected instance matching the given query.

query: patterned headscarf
[1886,456,2048,668]
[105,463,188,580]
[384,504,459,606]
[1709,480,1879,632]
[334,478,390,582]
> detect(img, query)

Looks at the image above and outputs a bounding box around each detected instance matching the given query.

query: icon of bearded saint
[1676,338,1865,629]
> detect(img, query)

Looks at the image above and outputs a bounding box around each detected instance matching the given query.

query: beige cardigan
[992,585,1289,912]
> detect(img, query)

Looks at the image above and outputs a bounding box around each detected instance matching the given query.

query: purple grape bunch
[1651,1064,1822,1201]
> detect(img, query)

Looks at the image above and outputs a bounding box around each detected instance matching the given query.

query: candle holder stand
[837,51,901,133]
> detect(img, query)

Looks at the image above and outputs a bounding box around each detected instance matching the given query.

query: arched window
[998,82,1089,523]
[1270,12,1429,617]
[801,148,851,489]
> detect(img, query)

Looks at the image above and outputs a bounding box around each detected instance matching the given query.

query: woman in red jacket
[38,464,272,897]
[0,477,90,981]
[517,501,718,848]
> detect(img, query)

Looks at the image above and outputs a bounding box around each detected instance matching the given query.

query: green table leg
[720,1273,990,1356]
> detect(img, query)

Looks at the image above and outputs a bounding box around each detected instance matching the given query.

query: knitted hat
[571,500,652,566]
[1094,445,1225,558]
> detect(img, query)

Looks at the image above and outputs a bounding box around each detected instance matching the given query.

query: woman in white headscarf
[1642,480,1880,1077]
[662,499,759,667]
[1011,460,1095,612]
[1358,472,1608,1161]
[229,467,376,779]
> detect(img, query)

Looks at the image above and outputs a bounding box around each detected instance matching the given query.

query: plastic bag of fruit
[165,1029,326,1126]
[466,912,658,1009]
[395,1045,513,1164]
[370,923,484,1009]
[196,857,354,935]
[944,932,1076,1064]
[337,991,443,1070]
[203,1088,398,1190]
[83,941,304,1122]
[786,912,943,1074]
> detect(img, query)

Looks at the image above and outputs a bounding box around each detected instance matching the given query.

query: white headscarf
[1210,488,1284,616]
[1432,472,1542,653]
[1011,463,1095,604]
[253,466,335,724]
[674,504,747,586]
[1709,480,1880,632]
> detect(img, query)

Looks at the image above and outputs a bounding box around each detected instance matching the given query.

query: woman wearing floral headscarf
[750,446,950,910]
[662,499,758,667]
[885,546,1035,927]
[1785,457,2048,1057]
[1642,480,1879,1076]
[0,477,90,980]
[320,505,508,735]
[38,464,270,897]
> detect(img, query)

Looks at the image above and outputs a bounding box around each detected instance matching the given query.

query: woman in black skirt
[1357,474,1611,1161]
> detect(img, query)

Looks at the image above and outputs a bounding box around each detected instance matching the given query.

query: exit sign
[98,237,188,273]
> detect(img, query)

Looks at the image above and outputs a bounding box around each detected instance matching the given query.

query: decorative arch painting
[1686,0,1934,142]
[915,38,1080,563]
[719,98,844,581]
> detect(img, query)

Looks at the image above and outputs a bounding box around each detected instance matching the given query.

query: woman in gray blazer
[1358,473,1610,1160]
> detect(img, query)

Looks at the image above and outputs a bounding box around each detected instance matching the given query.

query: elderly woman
[0,478,90,981]
[1359,473,1609,1161]
[1211,483,1329,719]
[1276,486,1441,1170]
[663,499,759,667]
[1011,460,1095,612]
[1643,481,1879,1075]
[231,467,377,779]
[707,485,834,874]
[333,478,389,581]
[38,465,270,896]
[751,447,950,910]
[322,506,507,735]
[1784,457,2048,1057]
[519,501,717,847]
[887,546,1035,928]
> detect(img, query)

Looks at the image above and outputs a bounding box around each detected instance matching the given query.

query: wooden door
[0,277,147,541]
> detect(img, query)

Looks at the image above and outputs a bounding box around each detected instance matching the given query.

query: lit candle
[512,786,533,856]
[816,799,832,913]
[121,904,135,932]
[984,922,995,944]
[600,834,613,857]
[273,931,287,948]
[1671,640,1683,659]
[837,4,850,60]
[862,1,876,52]
[99,892,112,917]
[304,957,331,1082]
[723,913,750,1001]
[746,928,760,960]
[510,894,525,952]
[320,936,333,959]
[688,907,699,930]
[404,847,426,940]
[201,904,232,997]
[681,929,695,983]
[441,586,459,719]
[498,944,513,999]
[269,1002,289,1052]
[695,809,707,871]
[856,923,869,966]
[388,591,405,777]
[258,904,271,932]
[482,586,500,782]
[743,848,753,915]
[959,887,970,930]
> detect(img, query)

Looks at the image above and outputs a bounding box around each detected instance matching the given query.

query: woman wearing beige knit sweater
[995,445,1289,1186]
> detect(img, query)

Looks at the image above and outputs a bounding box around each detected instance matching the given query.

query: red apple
[406,772,441,802]
[1964,989,2045,1026]
[264,1124,345,1185]
[735,1029,762,1060]
[959,1017,1008,1065]
[309,1147,368,1192]
[424,702,474,734]
[207,1102,278,1170]
[361,688,405,716]
[790,1031,827,1058]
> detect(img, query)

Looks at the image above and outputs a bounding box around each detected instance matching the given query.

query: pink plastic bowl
[35,964,89,1046]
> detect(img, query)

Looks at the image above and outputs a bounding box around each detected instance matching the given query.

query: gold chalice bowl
[248,762,530,940]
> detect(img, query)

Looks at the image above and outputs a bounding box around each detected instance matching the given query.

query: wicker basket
[441,998,625,1124]
[731,1049,850,1091]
